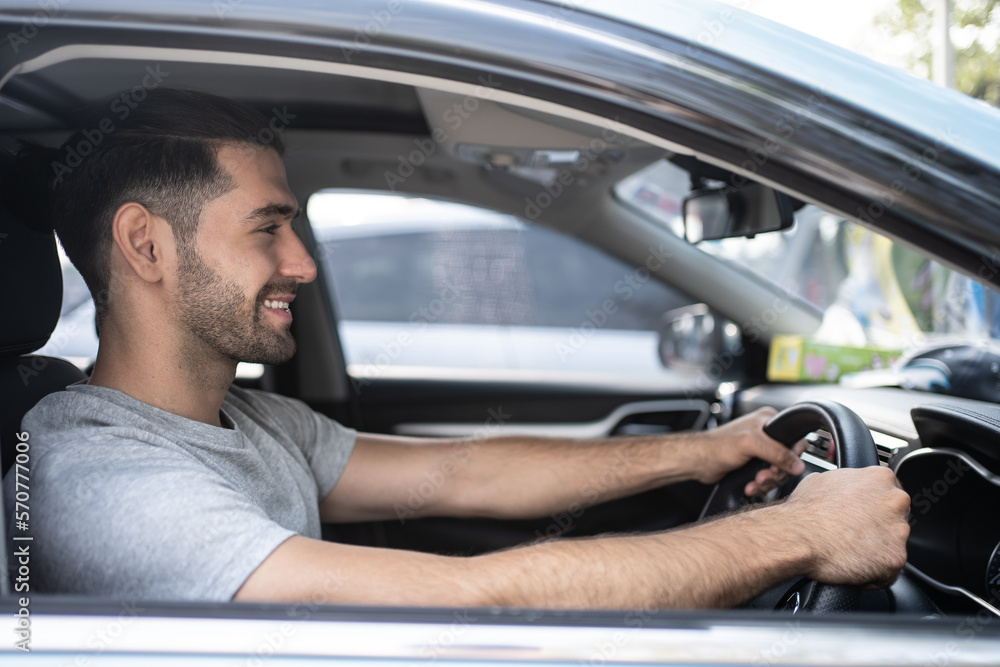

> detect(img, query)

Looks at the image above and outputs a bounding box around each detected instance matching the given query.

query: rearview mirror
[682,183,794,243]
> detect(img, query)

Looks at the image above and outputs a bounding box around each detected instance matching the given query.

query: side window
[308,191,693,382]
[35,245,100,372]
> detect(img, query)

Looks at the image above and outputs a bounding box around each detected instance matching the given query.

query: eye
[259,224,281,235]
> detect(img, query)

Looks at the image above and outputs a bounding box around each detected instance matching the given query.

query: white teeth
[264,300,290,310]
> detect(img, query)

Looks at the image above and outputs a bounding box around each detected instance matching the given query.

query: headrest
[0,152,63,357]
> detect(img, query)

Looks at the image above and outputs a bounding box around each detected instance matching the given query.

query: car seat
[0,151,88,594]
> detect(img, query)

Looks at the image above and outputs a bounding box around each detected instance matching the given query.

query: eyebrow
[244,202,300,224]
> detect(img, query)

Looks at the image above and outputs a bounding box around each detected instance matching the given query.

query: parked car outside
[310,191,693,383]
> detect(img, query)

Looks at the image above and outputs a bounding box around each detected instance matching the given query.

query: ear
[110,202,170,283]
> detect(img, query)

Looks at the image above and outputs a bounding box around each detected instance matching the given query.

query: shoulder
[23,383,206,438]
[14,386,224,500]
[24,383,128,432]
[3,423,212,554]
[20,386,184,464]
[16,419,208,495]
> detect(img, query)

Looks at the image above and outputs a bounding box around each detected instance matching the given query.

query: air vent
[802,430,904,467]
[803,430,834,464]
[871,430,908,466]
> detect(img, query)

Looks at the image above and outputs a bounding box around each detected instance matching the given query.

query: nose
[278,224,317,284]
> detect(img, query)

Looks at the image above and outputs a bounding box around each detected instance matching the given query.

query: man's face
[174,144,316,365]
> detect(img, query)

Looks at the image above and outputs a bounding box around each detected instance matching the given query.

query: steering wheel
[699,400,880,613]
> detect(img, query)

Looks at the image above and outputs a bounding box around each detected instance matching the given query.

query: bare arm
[236,466,909,608]
[321,408,804,523]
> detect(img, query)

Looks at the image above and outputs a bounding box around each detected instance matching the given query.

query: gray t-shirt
[3,384,356,601]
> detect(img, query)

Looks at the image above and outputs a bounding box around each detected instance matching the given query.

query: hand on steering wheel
[699,400,882,613]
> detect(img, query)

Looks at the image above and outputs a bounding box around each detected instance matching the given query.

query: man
[4,89,909,607]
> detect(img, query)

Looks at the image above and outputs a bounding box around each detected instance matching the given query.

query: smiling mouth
[263,299,291,312]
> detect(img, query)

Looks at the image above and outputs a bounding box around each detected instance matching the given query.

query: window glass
[35,244,100,371]
[308,191,693,379]
[700,214,1000,348]
[614,159,688,238]
[616,159,1000,350]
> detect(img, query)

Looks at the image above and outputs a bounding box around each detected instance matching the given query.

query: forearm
[440,431,706,521]
[249,466,907,609]
[473,501,810,609]
[323,431,695,523]
[324,409,800,523]
[241,502,810,609]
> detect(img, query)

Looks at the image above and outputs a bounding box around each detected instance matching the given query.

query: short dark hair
[10,88,285,323]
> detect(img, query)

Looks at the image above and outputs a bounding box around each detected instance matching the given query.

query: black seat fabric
[0,168,87,476]
[0,355,87,475]
[0,153,88,594]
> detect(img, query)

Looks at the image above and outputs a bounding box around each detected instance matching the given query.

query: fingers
[745,466,788,496]
[713,408,801,493]
[744,439,809,497]
[786,467,911,586]
[791,438,808,457]
[751,467,783,496]
[739,408,804,476]
[758,438,806,477]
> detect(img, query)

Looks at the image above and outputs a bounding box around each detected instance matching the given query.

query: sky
[718,0,914,70]
[573,0,925,76]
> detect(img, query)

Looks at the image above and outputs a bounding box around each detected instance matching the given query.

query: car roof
[573,0,1000,173]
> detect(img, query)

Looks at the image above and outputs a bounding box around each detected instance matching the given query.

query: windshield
[616,159,1000,351]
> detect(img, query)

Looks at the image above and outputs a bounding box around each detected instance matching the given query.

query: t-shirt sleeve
[235,389,357,498]
[28,437,296,602]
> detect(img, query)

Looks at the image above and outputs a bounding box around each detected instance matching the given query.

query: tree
[878,0,1000,106]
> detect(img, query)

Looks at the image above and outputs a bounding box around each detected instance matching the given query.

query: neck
[88,315,237,427]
